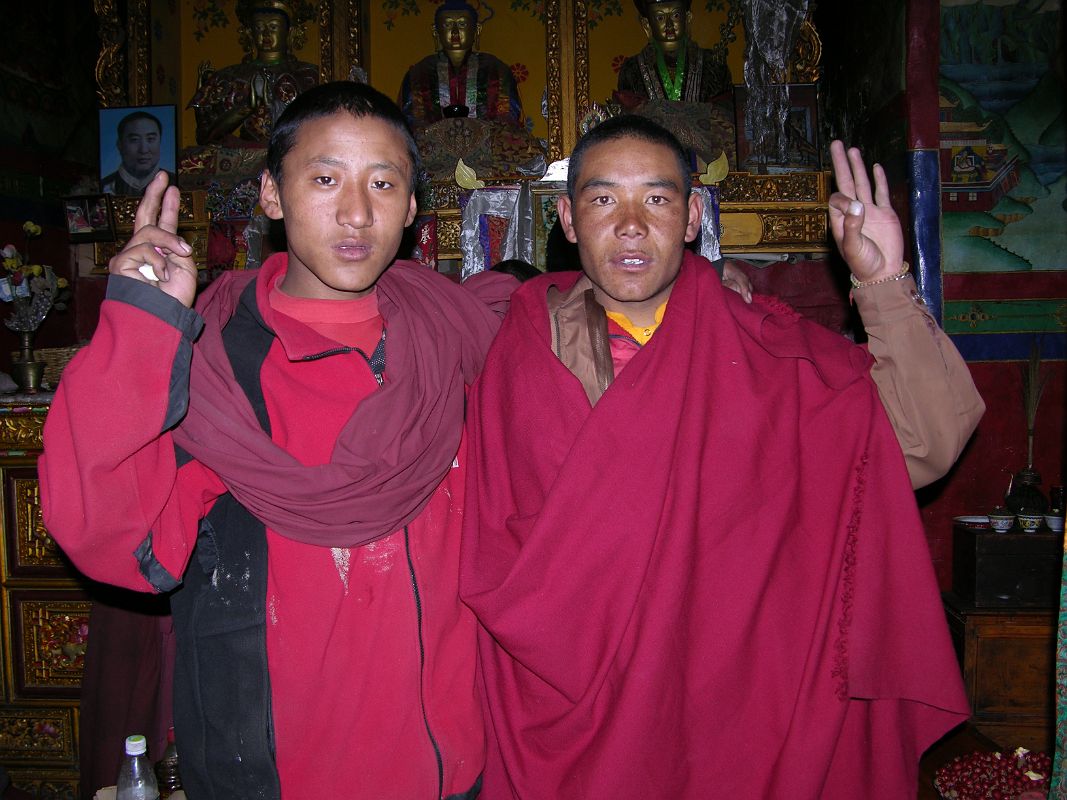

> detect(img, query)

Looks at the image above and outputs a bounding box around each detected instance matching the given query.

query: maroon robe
[460,253,968,798]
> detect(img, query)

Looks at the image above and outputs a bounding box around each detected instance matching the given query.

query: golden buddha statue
[188,0,318,146]
[179,0,318,200]
[398,0,545,181]
[611,0,736,168]
[616,0,732,104]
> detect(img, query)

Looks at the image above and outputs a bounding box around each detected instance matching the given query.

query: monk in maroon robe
[460,116,975,798]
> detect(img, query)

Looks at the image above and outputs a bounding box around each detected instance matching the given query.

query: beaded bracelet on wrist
[849,262,911,289]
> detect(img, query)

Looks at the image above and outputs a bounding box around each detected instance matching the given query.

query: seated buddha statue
[613,0,736,168]
[179,0,318,196]
[617,0,731,104]
[398,0,545,181]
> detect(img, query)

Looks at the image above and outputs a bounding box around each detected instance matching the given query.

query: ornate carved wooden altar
[94,1,829,269]
[0,399,88,798]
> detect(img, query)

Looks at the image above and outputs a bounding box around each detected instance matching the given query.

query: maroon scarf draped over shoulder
[461,252,968,798]
[173,256,508,548]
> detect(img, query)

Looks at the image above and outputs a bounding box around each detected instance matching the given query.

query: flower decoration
[0,221,70,333]
[510,62,529,84]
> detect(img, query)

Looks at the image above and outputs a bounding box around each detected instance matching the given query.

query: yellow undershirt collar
[605,302,667,346]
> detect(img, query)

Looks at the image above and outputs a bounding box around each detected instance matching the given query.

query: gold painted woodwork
[717,171,830,254]
[0,707,76,761]
[11,477,62,571]
[719,171,829,204]
[788,20,822,84]
[0,414,44,452]
[15,599,91,692]
[2,771,79,800]
[436,211,462,261]
[546,0,565,163]
[0,401,86,798]
[570,0,589,159]
[94,191,210,271]
[93,0,124,108]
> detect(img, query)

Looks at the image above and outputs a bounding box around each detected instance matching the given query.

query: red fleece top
[461,253,968,799]
[40,255,485,799]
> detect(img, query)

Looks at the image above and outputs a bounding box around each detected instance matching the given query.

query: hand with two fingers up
[108,171,198,308]
[828,140,908,288]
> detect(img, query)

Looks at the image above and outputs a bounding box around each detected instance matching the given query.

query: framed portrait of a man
[98,105,177,197]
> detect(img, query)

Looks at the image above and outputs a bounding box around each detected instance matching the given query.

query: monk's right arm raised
[39,173,224,592]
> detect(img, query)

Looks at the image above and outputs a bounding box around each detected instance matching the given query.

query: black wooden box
[952,524,1063,608]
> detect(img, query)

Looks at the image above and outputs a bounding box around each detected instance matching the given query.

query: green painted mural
[939,0,1065,275]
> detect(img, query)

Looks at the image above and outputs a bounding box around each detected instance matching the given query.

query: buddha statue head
[434,0,481,70]
[236,0,314,62]
[634,0,692,56]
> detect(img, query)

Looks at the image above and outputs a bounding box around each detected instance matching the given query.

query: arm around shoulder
[854,276,985,489]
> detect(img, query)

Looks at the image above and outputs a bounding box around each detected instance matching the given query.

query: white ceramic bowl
[989,514,1015,533]
[1017,513,1043,533]
[1044,514,1065,534]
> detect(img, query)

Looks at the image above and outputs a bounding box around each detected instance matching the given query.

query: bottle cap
[125,734,148,756]
[167,726,176,744]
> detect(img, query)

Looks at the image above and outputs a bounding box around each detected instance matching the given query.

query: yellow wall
[366,4,549,139]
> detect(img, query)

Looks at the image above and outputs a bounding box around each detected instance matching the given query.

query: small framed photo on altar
[62,194,115,243]
[98,105,177,197]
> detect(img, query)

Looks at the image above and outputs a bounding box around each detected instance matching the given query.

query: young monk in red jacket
[40,82,504,800]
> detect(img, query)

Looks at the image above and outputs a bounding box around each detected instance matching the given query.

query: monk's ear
[684,191,702,243]
[639,17,652,40]
[557,195,578,244]
[260,170,284,220]
[405,193,417,228]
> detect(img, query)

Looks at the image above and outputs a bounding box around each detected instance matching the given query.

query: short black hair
[266,81,421,190]
[566,114,692,199]
[490,258,540,282]
[117,111,162,140]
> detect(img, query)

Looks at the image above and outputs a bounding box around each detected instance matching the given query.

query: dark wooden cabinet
[943,593,1055,753]
[0,398,85,799]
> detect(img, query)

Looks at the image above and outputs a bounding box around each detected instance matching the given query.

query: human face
[259,112,418,300]
[642,1,690,54]
[253,11,289,59]
[118,118,161,178]
[436,11,476,66]
[558,137,701,326]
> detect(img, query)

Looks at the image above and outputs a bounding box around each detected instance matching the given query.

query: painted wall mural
[939,0,1065,360]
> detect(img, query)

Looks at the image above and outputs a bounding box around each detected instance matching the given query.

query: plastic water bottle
[116,734,160,800]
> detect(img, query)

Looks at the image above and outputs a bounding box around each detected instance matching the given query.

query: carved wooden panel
[3,468,65,578]
[0,406,45,452]
[94,190,210,271]
[436,211,462,261]
[718,171,830,204]
[8,592,90,699]
[2,771,77,800]
[0,706,76,763]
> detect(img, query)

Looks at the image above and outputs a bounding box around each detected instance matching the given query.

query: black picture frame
[63,194,115,243]
[98,104,178,197]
